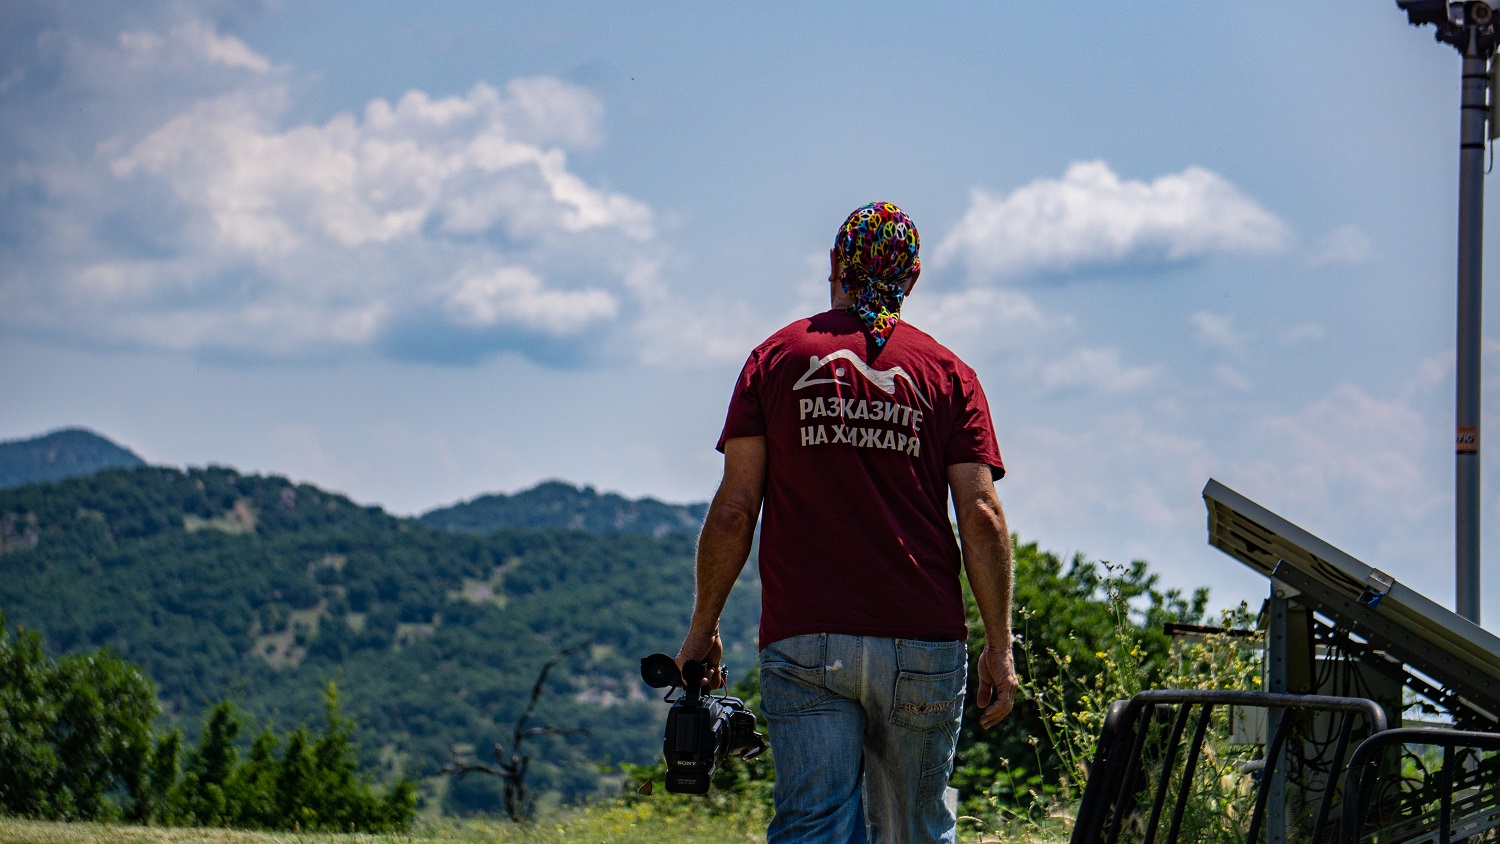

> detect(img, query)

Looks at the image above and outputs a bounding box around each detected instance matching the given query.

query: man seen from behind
[677,201,1018,843]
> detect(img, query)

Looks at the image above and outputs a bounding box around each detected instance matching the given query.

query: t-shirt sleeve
[944,367,1005,479]
[716,350,767,452]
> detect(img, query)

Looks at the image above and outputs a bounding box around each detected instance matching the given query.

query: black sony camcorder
[640,653,767,794]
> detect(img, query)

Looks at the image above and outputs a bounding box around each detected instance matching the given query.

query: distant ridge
[420,479,707,537]
[0,462,760,811]
[0,428,146,489]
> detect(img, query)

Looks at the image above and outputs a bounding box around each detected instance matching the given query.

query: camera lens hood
[640,653,683,689]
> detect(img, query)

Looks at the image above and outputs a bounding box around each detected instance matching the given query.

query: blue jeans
[759,634,967,844]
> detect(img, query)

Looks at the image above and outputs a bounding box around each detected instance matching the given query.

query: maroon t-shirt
[717,309,1004,646]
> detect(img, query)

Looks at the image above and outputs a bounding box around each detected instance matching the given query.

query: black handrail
[1073,699,1133,844]
[1070,690,1389,844]
[1339,727,1500,844]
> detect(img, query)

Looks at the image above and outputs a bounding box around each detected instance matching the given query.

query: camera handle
[680,660,732,702]
[680,660,707,703]
[639,652,731,702]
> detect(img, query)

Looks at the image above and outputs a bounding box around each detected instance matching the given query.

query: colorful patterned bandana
[834,201,920,348]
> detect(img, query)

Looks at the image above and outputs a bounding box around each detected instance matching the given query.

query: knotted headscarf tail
[834,201,921,348]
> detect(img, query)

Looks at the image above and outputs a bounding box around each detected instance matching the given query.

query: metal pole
[1397,1,1497,623]
[1265,588,1290,844]
[1457,29,1486,625]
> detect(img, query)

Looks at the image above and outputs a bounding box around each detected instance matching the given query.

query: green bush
[0,616,157,821]
[162,685,417,832]
[0,617,413,832]
[951,545,1212,822]
[952,549,1261,839]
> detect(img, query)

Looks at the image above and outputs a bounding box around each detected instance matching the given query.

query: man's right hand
[675,628,725,689]
[975,640,1018,729]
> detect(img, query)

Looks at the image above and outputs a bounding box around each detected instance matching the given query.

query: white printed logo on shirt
[791,351,929,455]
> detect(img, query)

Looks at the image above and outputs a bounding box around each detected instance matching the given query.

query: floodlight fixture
[1396,0,1449,29]
[1398,1,1499,47]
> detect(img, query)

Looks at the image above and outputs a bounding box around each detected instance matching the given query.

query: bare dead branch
[440,639,591,821]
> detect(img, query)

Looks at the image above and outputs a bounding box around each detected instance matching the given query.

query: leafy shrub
[0,616,157,821]
[0,617,414,832]
[953,552,1259,839]
[161,684,416,832]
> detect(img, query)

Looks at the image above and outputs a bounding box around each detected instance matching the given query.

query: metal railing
[1339,728,1500,844]
[1070,690,1389,844]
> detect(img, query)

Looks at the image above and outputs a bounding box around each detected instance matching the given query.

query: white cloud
[627,277,1059,372]
[1214,363,1253,392]
[1007,410,1213,539]
[1032,347,1159,395]
[1307,224,1373,267]
[1207,382,1455,586]
[900,287,1052,360]
[1279,322,1325,345]
[178,20,273,73]
[633,300,780,368]
[444,266,617,334]
[119,20,273,76]
[1251,384,1434,506]
[935,160,1291,281]
[1191,311,1250,355]
[1414,351,1451,390]
[998,381,1455,609]
[111,81,652,251]
[2,11,656,364]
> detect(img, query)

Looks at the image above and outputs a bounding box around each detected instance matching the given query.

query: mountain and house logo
[791,350,932,409]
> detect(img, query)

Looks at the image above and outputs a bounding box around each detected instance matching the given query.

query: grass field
[0,804,1064,844]
[0,804,768,844]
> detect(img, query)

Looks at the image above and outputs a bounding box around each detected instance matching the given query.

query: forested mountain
[421,480,707,537]
[0,428,145,489]
[0,466,758,813]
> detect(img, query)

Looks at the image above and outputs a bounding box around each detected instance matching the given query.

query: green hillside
[0,466,758,813]
[0,428,145,489]
[421,480,707,537]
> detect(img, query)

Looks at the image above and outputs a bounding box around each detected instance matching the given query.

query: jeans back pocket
[759,634,836,717]
[890,639,966,732]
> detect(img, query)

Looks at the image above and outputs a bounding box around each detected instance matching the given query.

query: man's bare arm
[676,436,767,684]
[948,462,1017,729]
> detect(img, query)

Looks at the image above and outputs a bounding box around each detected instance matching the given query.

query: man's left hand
[975,641,1018,729]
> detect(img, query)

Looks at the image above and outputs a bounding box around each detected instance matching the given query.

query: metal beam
[1271,561,1500,725]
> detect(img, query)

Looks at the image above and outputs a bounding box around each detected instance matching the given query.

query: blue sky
[4,1,1499,626]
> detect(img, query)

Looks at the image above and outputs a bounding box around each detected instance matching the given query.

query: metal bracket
[1269,561,1500,724]
[1359,568,1395,609]
[1270,579,1302,601]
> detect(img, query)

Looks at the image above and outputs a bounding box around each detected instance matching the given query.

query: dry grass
[0,805,1070,844]
[0,819,355,844]
[0,804,765,844]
